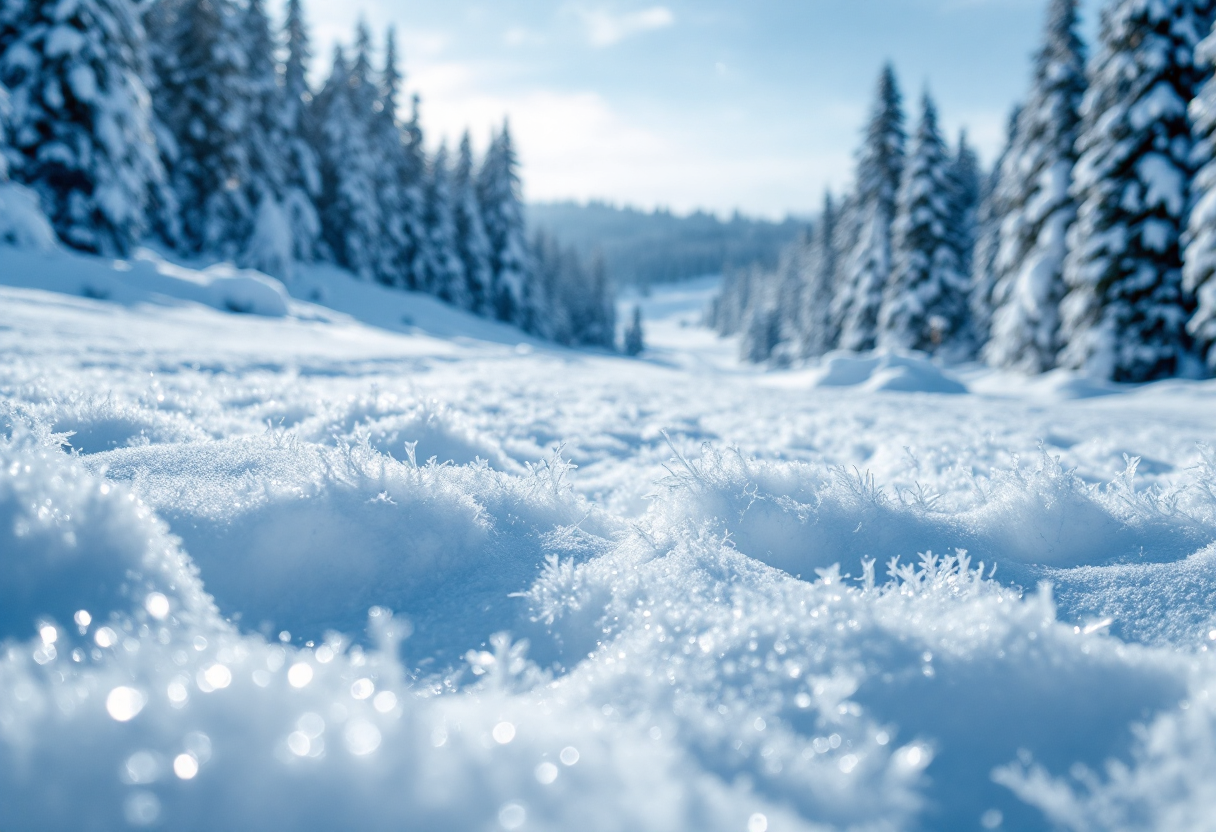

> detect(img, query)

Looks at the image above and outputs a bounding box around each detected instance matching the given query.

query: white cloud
[580,6,675,48]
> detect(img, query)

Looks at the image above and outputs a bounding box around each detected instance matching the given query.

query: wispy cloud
[580,6,675,48]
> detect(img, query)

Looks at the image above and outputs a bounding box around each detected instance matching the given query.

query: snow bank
[0,246,290,317]
[811,351,967,394]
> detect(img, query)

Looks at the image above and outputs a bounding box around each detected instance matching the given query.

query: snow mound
[811,352,967,394]
[0,432,215,643]
[89,438,618,667]
[0,183,56,251]
[293,393,520,472]
[204,268,290,317]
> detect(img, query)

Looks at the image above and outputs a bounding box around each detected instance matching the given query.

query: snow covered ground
[3,248,1216,831]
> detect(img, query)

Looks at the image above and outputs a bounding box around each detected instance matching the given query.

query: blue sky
[297,0,1100,217]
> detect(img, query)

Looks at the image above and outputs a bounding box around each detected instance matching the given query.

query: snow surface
[3,250,1216,831]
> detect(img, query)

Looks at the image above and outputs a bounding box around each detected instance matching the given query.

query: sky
[293,0,1101,218]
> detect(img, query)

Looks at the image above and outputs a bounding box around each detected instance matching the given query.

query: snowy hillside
[3,251,1216,831]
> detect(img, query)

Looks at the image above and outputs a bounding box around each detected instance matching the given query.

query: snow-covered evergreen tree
[836,65,906,352]
[799,192,840,358]
[970,106,1021,354]
[986,0,1086,374]
[740,280,783,363]
[527,231,615,346]
[878,92,969,354]
[277,0,322,264]
[0,0,167,253]
[369,28,427,289]
[949,131,981,280]
[478,122,530,324]
[419,142,468,307]
[581,252,617,348]
[236,0,294,276]
[1060,0,1215,381]
[453,131,492,314]
[624,304,645,356]
[312,43,379,279]
[0,72,11,180]
[1184,21,1216,370]
[707,266,753,337]
[149,0,259,255]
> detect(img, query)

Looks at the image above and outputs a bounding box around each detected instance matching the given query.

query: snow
[0,182,57,250]
[3,250,1216,830]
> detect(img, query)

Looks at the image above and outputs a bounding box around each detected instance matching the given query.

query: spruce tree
[453,131,492,314]
[1185,21,1216,370]
[150,0,261,255]
[878,92,969,354]
[370,28,427,289]
[312,44,379,279]
[419,142,468,307]
[950,131,981,280]
[986,0,1086,373]
[799,191,840,358]
[836,65,906,352]
[0,80,9,180]
[478,122,530,324]
[583,251,617,348]
[278,0,322,264]
[1059,0,1215,381]
[237,0,294,276]
[970,106,1021,354]
[0,0,167,254]
[624,304,645,356]
[530,231,571,341]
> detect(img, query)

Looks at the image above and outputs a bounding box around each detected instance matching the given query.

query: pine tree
[278,0,322,264]
[370,28,427,289]
[837,65,906,352]
[312,43,379,278]
[1060,0,1215,381]
[950,131,981,280]
[149,0,259,255]
[419,142,468,306]
[0,0,167,254]
[1185,21,1216,370]
[583,251,617,348]
[878,92,969,354]
[970,106,1021,355]
[799,191,840,358]
[237,0,294,276]
[453,131,492,314]
[478,121,530,324]
[0,71,12,181]
[530,231,570,341]
[986,0,1086,373]
[624,304,645,356]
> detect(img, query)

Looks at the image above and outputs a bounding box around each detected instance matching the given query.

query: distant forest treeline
[527,201,804,289]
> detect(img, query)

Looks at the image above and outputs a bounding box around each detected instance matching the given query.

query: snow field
[3,270,1216,830]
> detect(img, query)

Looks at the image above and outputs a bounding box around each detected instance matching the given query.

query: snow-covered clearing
[3,250,1216,831]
